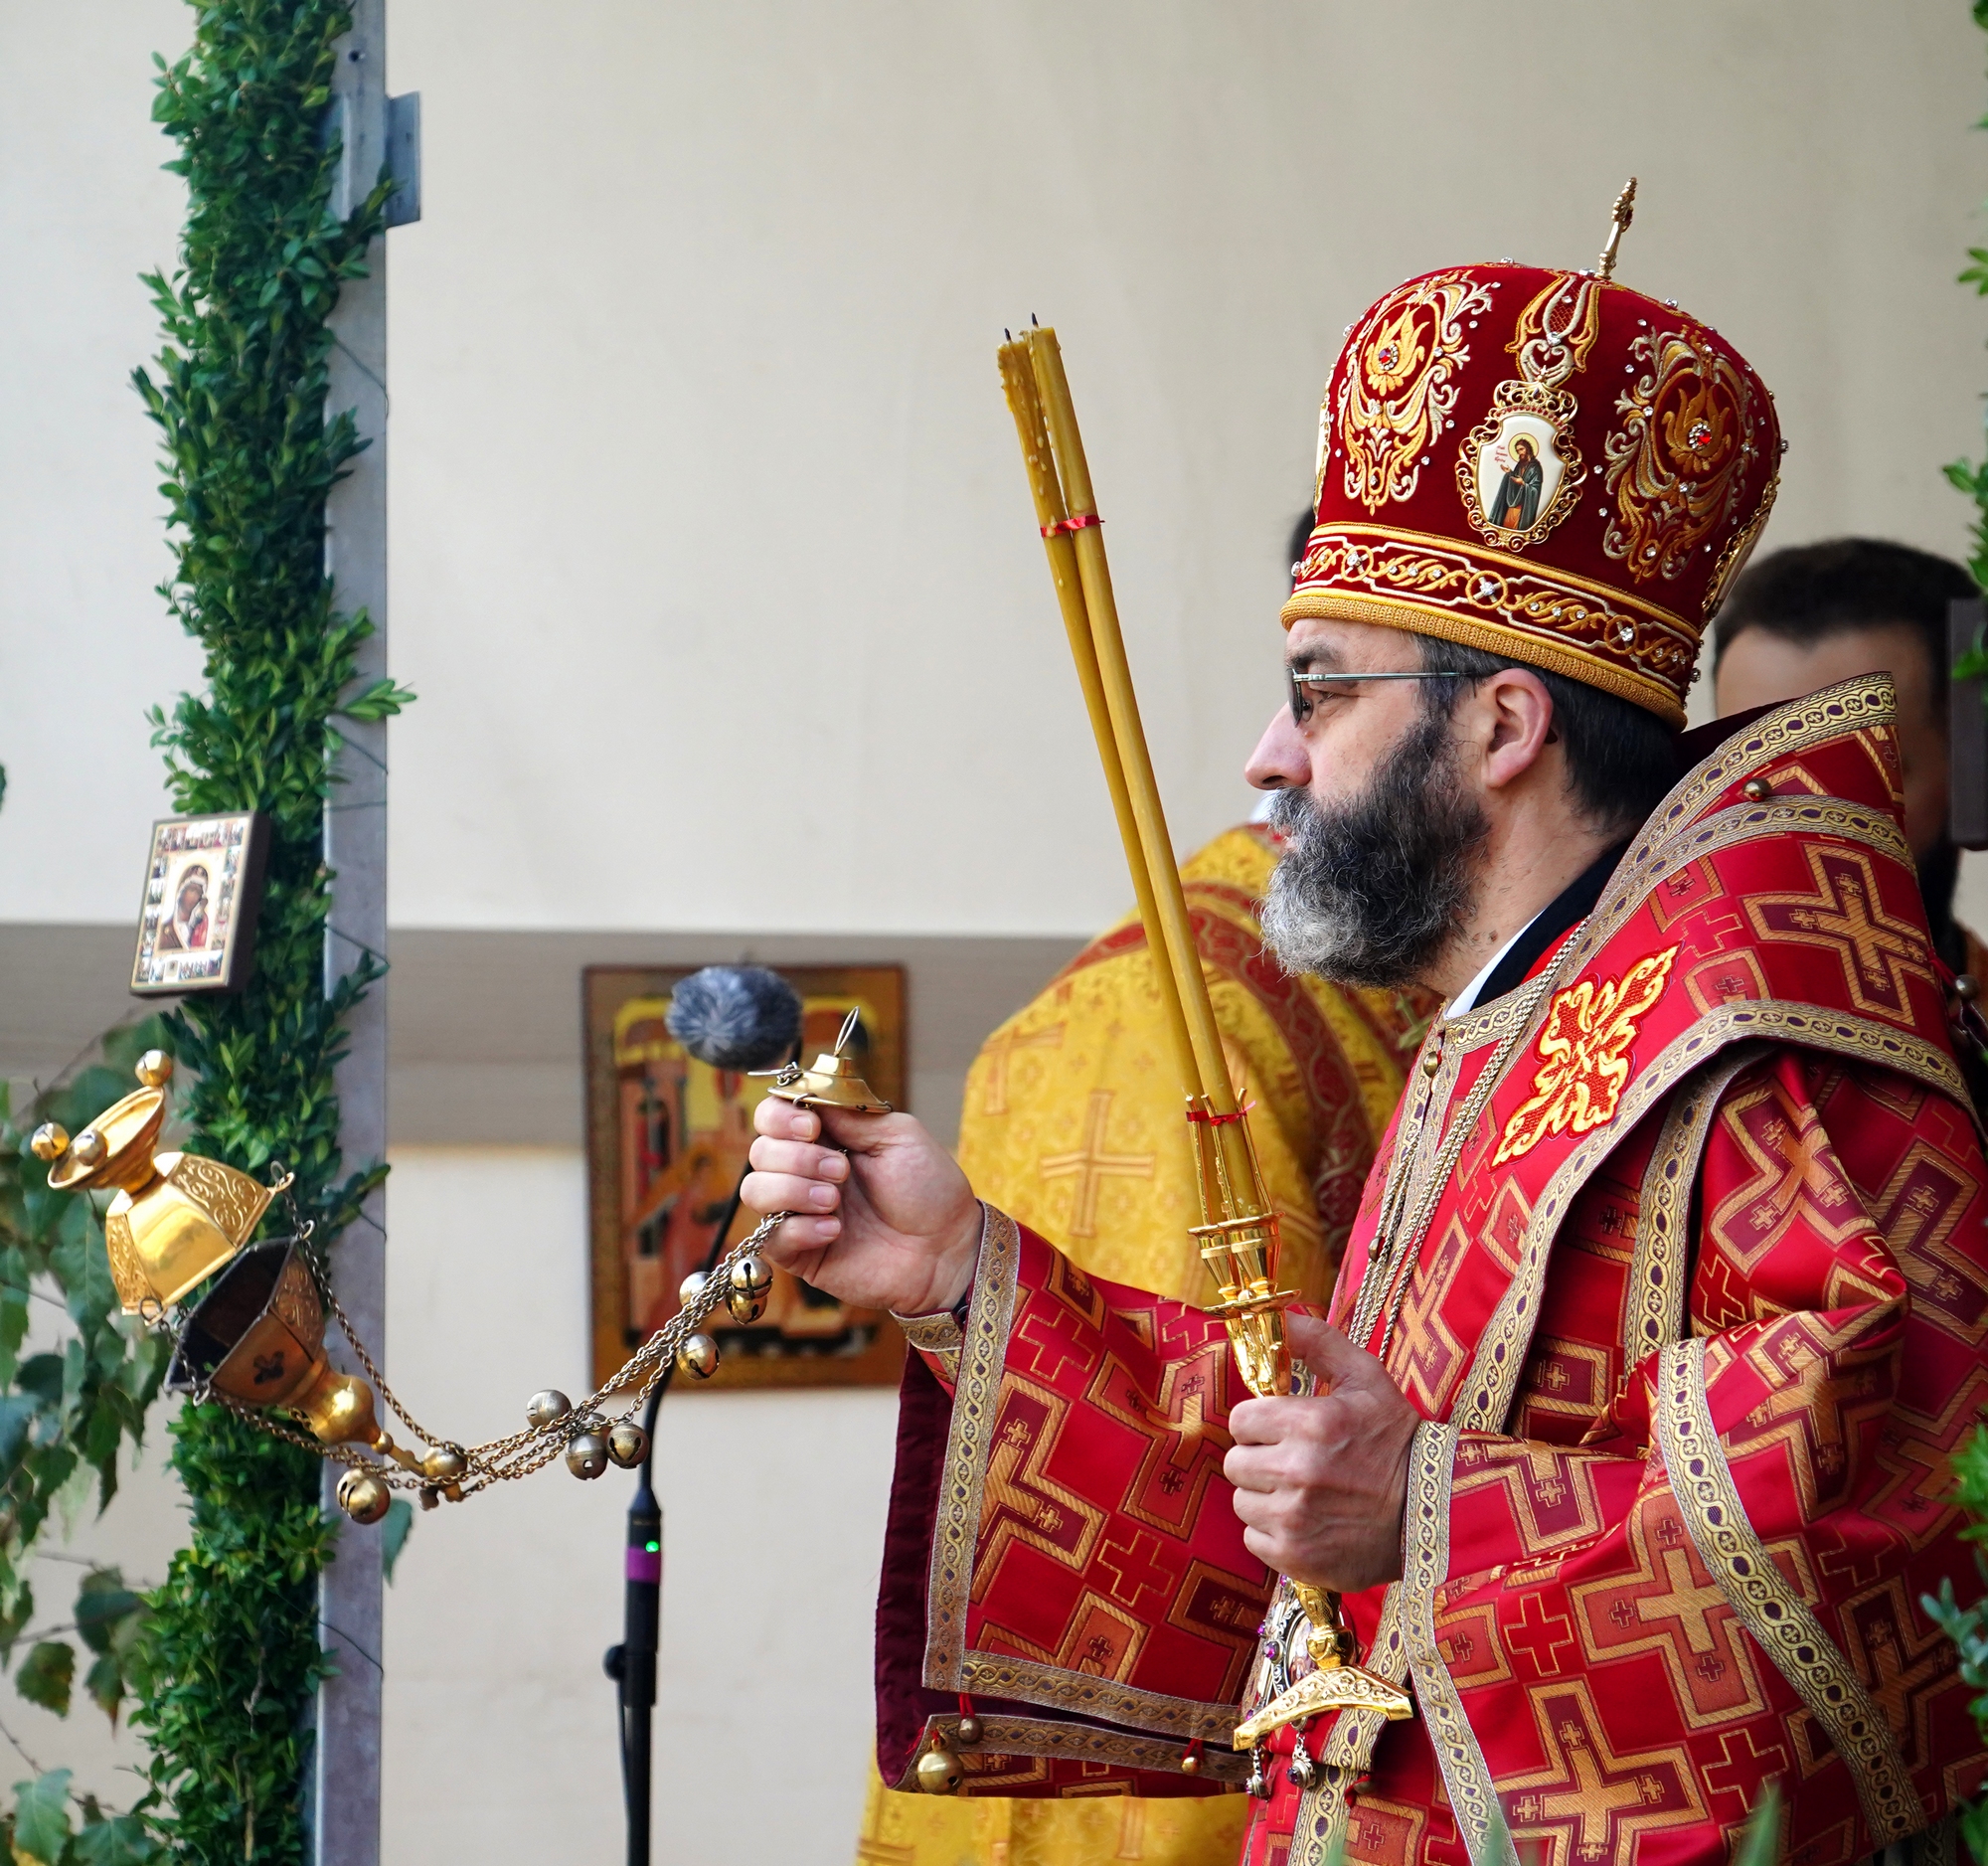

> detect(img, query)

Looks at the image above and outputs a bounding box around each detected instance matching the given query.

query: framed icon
[129,812,269,996]
[581,963,908,1392]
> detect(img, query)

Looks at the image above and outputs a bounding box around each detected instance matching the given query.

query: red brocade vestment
[876,680,1988,1864]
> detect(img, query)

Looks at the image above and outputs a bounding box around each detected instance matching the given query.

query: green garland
[122,3,402,1860]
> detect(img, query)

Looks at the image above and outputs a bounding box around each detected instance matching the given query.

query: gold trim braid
[1281,523,1699,724]
[923,1205,1022,1689]
[1400,1421,1517,1866]
[1656,1338,1923,1845]
[1623,1045,1767,1373]
[891,1713,1251,1791]
[1281,589,1684,726]
[954,1654,1241,1744]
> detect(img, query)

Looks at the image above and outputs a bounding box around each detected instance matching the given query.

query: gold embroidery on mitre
[1287,524,1698,721]
[1602,329,1761,583]
[1706,470,1779,618]
[1493,946,1680,1166]
[1455,273,1600,552]
[1339,272,1495,513]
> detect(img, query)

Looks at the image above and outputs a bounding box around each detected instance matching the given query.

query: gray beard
[1259,709,1489,989]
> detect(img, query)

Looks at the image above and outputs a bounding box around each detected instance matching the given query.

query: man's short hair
[1712,538,1976,716]
[1414,636,1678,837]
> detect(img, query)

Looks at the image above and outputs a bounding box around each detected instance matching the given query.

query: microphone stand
[604,1167,747,1866]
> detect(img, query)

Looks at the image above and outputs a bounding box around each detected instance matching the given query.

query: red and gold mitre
[1282,260,1781,725]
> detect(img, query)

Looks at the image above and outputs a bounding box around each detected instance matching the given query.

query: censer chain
[214,1213,792,1493]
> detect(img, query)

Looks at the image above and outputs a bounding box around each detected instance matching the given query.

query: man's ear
[1476,667,1557,791]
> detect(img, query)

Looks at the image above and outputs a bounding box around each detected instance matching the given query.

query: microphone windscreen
[665,966,805,1072]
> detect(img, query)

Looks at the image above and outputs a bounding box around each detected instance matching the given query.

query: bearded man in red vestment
[747,258,1988,1865]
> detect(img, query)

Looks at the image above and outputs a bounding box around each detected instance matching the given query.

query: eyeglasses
[1286,667,1466,726]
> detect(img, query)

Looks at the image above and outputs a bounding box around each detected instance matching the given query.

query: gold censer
[33,1053,791,1523]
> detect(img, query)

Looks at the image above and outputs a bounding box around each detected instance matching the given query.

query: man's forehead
[1283,616,1421,673]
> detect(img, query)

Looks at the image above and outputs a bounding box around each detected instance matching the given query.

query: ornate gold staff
[997,327,1411,1742]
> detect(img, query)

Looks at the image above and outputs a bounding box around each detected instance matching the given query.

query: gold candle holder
[999,325,1412,1745]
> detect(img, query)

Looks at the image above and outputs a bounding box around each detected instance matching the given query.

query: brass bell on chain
[336,1470,392,1526]
[606,1423,649,1468]
[526,1389,572,1429]
[726,1252,772,1325]
[33,1051,281,1313]
[676,1333,719,1380]
[566,1433,609,1480]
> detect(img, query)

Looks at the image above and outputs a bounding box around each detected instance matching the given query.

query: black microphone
[608,964,803,1866]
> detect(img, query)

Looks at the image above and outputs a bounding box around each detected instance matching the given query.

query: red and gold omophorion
[877,677,1988,1862]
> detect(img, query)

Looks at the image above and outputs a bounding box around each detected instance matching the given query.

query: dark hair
[1414,636,1677,836]
[1712,538,1975,716]
[1287,507,1315,585]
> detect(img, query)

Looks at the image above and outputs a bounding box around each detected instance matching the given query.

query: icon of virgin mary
[157,864,212,952]
[1489,433,1546,531]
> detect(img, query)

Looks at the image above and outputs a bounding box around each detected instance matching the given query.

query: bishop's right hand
[743,1097,982,1317]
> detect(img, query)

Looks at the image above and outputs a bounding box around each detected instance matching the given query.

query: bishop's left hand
[1223,1312,1419,1595]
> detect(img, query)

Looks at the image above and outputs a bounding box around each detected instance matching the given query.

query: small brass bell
[566,1432,609,1480]
[527,1390,572,1430]
[29,1123,69,1164]
[766,1007,893,1114]
[606,1423,649,1468]
[955,1715,982,1746]
[135,1050,173,1090]
[421,1446,467,1483]
[336,1469,392,1525]
[726,1252,772,1324]
[914,1735,964,1796]
[678,1271,709,1308]
[676,1333,718,1380]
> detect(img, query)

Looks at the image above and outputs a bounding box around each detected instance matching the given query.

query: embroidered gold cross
[976,1021,1066,1117]
[1634,1544,1728,1654]
[1038,1090,1155,1237]
[1494,946,1679,1166]
[1745,846,1932,1019]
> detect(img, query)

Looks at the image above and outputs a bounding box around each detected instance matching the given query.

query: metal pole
[318,7,417,1860]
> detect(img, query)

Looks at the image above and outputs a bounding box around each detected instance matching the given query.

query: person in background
[852,513,1434,1866]
[1713,537,1985,978]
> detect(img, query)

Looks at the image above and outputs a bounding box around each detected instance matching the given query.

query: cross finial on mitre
[1597,176,1638,281]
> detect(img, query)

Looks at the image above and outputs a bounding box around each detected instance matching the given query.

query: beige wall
[5,1,1988,935]
[3,4,1988,1864]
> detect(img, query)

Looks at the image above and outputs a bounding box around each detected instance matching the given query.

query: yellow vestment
[853,824,1429,1866]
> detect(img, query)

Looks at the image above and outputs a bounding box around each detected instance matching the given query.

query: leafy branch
[113,2,407,1860]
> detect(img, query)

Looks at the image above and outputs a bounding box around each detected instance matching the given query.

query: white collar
[1444,912,1543,1019]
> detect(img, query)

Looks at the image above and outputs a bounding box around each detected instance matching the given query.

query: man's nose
[1245,706,1310,791]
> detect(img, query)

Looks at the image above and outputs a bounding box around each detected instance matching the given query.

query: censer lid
[764,1007,893,1113]
[45,1086,167,1195]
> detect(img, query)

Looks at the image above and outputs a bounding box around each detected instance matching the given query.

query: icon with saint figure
[1465,410,1571,547]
